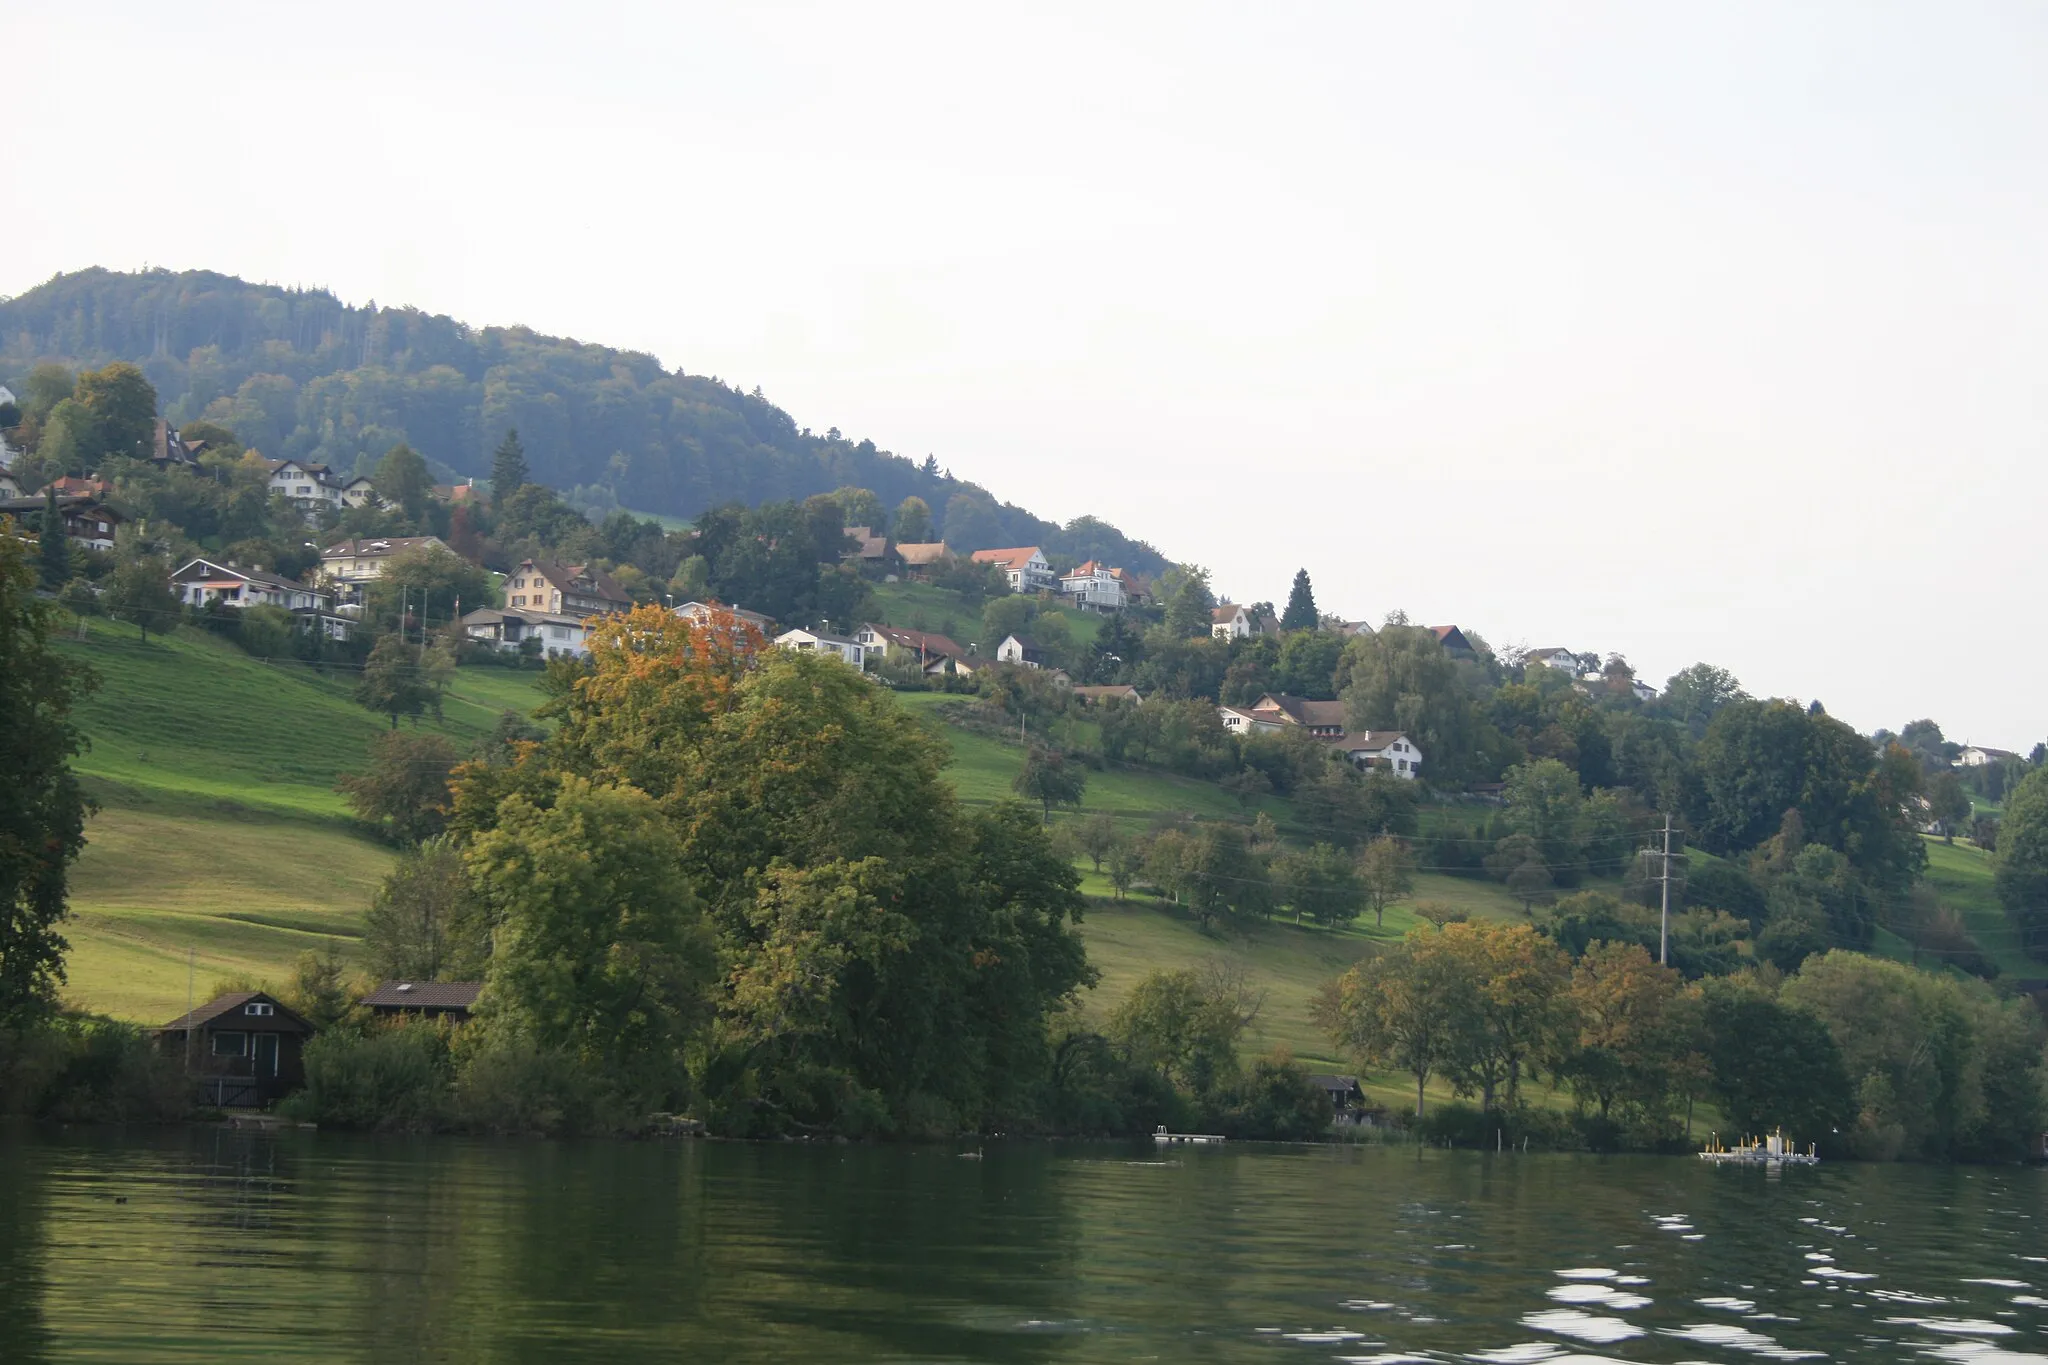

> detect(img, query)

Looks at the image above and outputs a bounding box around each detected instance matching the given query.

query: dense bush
[0,1019,191,1123]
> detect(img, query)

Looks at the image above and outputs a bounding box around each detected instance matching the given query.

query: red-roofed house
[970,546,1053,594]
[1059,560,1138,610]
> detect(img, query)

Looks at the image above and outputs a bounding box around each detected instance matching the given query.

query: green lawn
[1919,836,2036,976]
[868,580,1103,647]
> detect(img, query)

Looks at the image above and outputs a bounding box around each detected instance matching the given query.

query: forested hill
[0,267,1166,571]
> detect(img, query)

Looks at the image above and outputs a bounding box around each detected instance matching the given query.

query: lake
[1,1128,2043,1363]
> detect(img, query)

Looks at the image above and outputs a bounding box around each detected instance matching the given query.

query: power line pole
[1658,813,1673,966]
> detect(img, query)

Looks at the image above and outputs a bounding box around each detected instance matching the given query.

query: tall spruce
[1280,567,1318,632]
[0,533,97,1026]
[37,487,69,590]
[490,428,528,503]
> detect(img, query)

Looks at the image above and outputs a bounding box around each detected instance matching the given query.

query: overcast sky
[11,2,2046,745]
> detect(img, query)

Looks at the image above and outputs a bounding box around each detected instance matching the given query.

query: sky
[11,2,2047,746]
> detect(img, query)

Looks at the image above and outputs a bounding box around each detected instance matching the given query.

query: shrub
[451,1038,616,1137]
[284,1022,451,1131]
[1206,1053,1334,1140]
[0,1019,190,1123]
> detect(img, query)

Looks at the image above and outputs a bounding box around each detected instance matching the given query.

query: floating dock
[1699,1129,1819,1166]
[1153,1127,1226,1145]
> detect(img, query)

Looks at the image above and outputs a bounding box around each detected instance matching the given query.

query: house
[1245,693,1348,737]
[0,495,126,551]
[1431,625,1474,654]
[971,546,1054,594]
[362,980,484,1021]
[171,557,351,639]
[506,559,631,618]
[675,599,775,636]
[1072,684,1143,706]
[774,627,868,667]
[1331,730,1425,779]
[1525,647,1580,673]
[150,418,200,468]
[1217,704,1276,735]
[320,536,451,597]
[44,475,114,499]
[431,481,479,504]
[1308,1074,1384,1127]
[893,543,952,578]
[924,652,984,679]
[1059,560,1136,611]
[857,623,965,669]
[1630,677,1658,704]
[1332,619,1376,639]
[0,471,20,498]
[995,634,1045,668]
[842,525,888,563]
[1212,603,1269,639]
[154,991,316,1107]
[462,606,593,657]
[265,458,381,514]
[1961,745,2019,768]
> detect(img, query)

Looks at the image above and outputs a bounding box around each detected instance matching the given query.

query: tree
[892,496,932,543]
[1109,962,1263,1097]
[1160,564,1216,638]
[1220,765,1274,808]
[491,428,528,503]
[1358,836,1415,927]
[1338,624,1480,781]
[1322,929,1479,1117]
[71,361,156,463]
[281,947,360,1034]
[1276,842,1363,927]
[336,730,460,842]
[1182,824,1275,929]
[1554,942,1686,1122]
[1436,921,1572,1111]
[0,534,97,1027]
[103,550,178,642]
[1924,768,1971,843]
[1657,663,1747,738]
[36,488,70,590]
[1700,978,1857,1151]
[831,486,886,533]
[374,442,432,518]
[1014,746,1087,823]
[1503,758,1585,873]
[1414,900,1469,931]
[468,777,716,1068]
[1279,568,1318,632]
[1079,812,1119,872]
[363,837,491,981]
[354,633,438,728]
[363,543,495,634]
[1107,841,1140,900]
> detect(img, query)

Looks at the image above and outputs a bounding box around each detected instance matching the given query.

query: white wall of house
[995,635,1041,668]
[1212,607,1252,640]
[1060,567,1126,609]
[774,628,867,667]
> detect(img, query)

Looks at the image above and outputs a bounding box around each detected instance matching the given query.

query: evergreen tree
[37,488,69,590]
[491,428,528,503]
[1280,567,1318,632]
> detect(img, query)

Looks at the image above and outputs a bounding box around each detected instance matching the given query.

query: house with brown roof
[1211,604,1276,639]
[995,633,1047,668]
[462,606,595,658]
[155,991,317,1107]
[842,525,889,563]
[857,623,965,668]
[319,536,451,599]
[506,558,631,618]
[1430,625,1474,654]
[172,556,351,639]
[970,546,1054,594]
[1072,684,1143,706]
[1331,730,1424,779]
[362,980,484,1021]
[893,542,952,579]
[1525,646,1581,673]
[0,495,127,551]
[1246,693,1348,737]
[1217,691,1425,779]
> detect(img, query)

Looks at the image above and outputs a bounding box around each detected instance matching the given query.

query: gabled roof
[894,542,951,566]
[675,600,775,629]
[1430,625,1472,652]
[777,627,861,648]
[322,536,448,559]
[362,980,484,1010]
[172,558,318,593]
[1251,693,1347,729]
[1072,684,1142,700]
[842,526,887,559]
[158,991,316,1034]
[1331,729,1414,754]
[1212,604,1248,623]
[517,558,629,607]
[970,546,1044,570]
[863,623,964,658]
[1001,633,1042,652]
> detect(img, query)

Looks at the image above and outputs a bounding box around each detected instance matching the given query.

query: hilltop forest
[0,267,1166,572]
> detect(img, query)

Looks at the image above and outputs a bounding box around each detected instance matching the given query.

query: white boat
[1699,1128,1819,1166]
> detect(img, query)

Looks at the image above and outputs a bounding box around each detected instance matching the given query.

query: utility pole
[1658,813,1674,966]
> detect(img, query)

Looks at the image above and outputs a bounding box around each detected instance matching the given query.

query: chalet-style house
[320,536,450,599]
[923,651,984,679]
[506,559,631,618]
[995,634,1046,668]
[842,525,888,563]
[1072,684,1143,706]
[0,495,127,551]
[171,557,352,639]
[774,627,868,667]
[150,419,203,467]
[1059,561,1141,611]
[362,980,484,1021]
[155,991,317,1107]
[971,546,1054,594]
[44,475,115,499]
[1218,692,1424,779]
[893,543,951,578]
[462,606,593,658]
[265,458,380,515]
[1310,1074,1383,1127]
[1431,625,1474,654]
[857,623,965,670]
[1525,646,1580,673]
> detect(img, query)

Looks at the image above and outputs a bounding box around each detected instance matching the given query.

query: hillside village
[5,336,2048,1157]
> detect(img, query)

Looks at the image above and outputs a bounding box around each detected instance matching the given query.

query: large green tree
[71,361,156,463]
[1013,746,1087,822]
[0,535,97,1026]
[1338,624,1480,781]
[102,550,179,642]
[355,633,438,728]
[374,442,432,518]
[1997,767,2048,959]
[336,730,460,841]
[1279,568,1318,632]
[490,427,528,502]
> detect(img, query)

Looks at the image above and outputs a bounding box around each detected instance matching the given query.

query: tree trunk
[1415,1072,1426,1118]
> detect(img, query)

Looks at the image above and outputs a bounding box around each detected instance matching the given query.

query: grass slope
[868,580,1102,647]
[1919,836,2037,976]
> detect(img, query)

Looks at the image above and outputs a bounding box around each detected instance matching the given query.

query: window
[245,1001,275,1016]
[549,626,570,640]
[512,595,524,606]
[212,1031,249,1056]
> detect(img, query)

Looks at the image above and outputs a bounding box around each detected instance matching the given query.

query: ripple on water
[1881,1318,2017,1336]
[1554,1268,1617,1281]
[1520,1309,1644,1344]
[1698,1296,1758,1312]
[1546,1285,1650,1310]
[1918,1344,2048,1365]
[1661,1322,1826,1360]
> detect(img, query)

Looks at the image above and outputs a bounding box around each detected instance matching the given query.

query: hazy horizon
[11,2,2046,747]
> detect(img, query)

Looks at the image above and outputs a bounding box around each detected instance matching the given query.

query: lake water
[1,1129,2043,1364]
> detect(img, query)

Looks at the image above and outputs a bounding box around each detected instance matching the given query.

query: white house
[462,606,591,657]
[1631,677,1658,704]
[171,557,351,638]
[1210,603,1276,639]
[266,459,382,516]
[1333,731,1424,779]
[970,546,1054,594]
[319,537,451,598]
[1525,647,1580,673]
[1058,560,1131,611]
[994,634,1046,668]
[0,470,21,498]
[857,623,965,669]
[1960,745,2019,767]
[774,627,868,667]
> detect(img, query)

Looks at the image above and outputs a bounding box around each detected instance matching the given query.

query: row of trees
[1322,921,2046,1160]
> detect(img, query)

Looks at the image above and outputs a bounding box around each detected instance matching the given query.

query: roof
[842,526,887,559]
[516,558,630,607]
[173,557,315,592]
[776,627,860,648]
[322,536,448,559]
[463,606,588,629]
[864,623,964,658]
[1212,604,1248,623]
[1251,694,1347,728]
[1308,1073,1360,1090]
[970,546,1044,570]
[675,600,775,629]
[1001,633,1042,652]
[894,542,951,566]
[0,495,125,519]
[1331,729,1413,754]
[1527,646,1575,659]
[362,980,484,1010]
[158,991,315,1034]
[1072,684,1141,700]
[1430,625,1472,651]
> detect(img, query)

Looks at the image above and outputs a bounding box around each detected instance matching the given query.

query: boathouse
[155,991,317,1107]
[362,980,484,1022]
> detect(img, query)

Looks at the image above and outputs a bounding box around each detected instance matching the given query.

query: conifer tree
[37,488,70,590]
[490,428,528,503]
[1280,567,1318,632]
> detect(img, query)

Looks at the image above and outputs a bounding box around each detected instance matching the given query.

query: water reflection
[2,1130,2044,1363]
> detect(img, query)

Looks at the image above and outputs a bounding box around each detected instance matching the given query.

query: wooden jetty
[1153,1126,1226,1145]
[1699,1129,1819,1166]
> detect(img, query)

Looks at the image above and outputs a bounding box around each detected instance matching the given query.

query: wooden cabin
[361,980,484,1022]
[155,991,317,1107]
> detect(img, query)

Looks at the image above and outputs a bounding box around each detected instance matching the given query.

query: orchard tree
[336,729,460,841]
[355,633,437,728]
[103,550,179,642]
[1014,746,1087,823]
[1358,835,1416,927]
